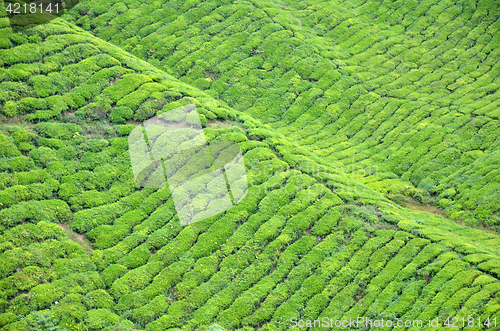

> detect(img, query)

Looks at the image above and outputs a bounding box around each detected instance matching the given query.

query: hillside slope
[0,5,499,331]
[64,0,500,229]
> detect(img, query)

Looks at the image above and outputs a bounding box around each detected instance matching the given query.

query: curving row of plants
[62,0,500,229]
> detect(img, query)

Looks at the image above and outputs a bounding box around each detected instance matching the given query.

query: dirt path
[58,223,93,256]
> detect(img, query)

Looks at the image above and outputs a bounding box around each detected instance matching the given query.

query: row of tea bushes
[1,116,499,330]
[65,0,500,228]
[1,8,500,330]
[0,19,235,127]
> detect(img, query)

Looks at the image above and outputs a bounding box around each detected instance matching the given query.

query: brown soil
[407,203,446,217]
[58,223,92,256]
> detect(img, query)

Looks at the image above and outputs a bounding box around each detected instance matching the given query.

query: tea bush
[85,309,120,330]
[0,199,71,231]
[109,106,133,124]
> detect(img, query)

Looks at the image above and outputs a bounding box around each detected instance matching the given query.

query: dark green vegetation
[0,0,499,330]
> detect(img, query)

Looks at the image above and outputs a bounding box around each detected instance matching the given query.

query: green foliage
[29,146,59,166]
[109,106,133,124]
[2,101,18,117]
[84,289,114,309]
[102,264,128,288]
[0,4,500,331]
[36,123,81,140]
[25,311,65,331]
[0,199,71,231]
[0,132,21,158]
[115,125,136,136]
[0,179,59,208]
[85,309,120,330]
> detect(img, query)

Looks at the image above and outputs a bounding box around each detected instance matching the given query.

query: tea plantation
[63,0,500,229]
[0,0,499,330]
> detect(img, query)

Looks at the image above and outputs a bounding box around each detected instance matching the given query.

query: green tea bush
[1,101,17,116]
[133,97,166,121]
[79,150,113,170]
[102,73,152,103]
[29,146,59,166]
[114,124,136,136]
[110,106,134,124]
[71,201,126,233]
[8,127,35,153]
[0,180,58,208]
[101,263,128,288]
[109,265,154,300]
[85,309,120,330]
[16,97,47,114]
[36,122,81,140]
[84,289,115,309]
[57,146,78,160]
[87,224,130,249]
[0,133,20,158]
[82,139,109,153]
[36,137,66,149]
[12,169,50,185]
[0,199,71,231]
[1,221,64,248]
[131,294,169,327]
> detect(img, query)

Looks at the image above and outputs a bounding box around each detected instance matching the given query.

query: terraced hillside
[64,0,500,229]
[0,1,499,331]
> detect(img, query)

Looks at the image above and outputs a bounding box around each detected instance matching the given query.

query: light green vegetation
[62,0,500,229]
[0,0,499,330]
